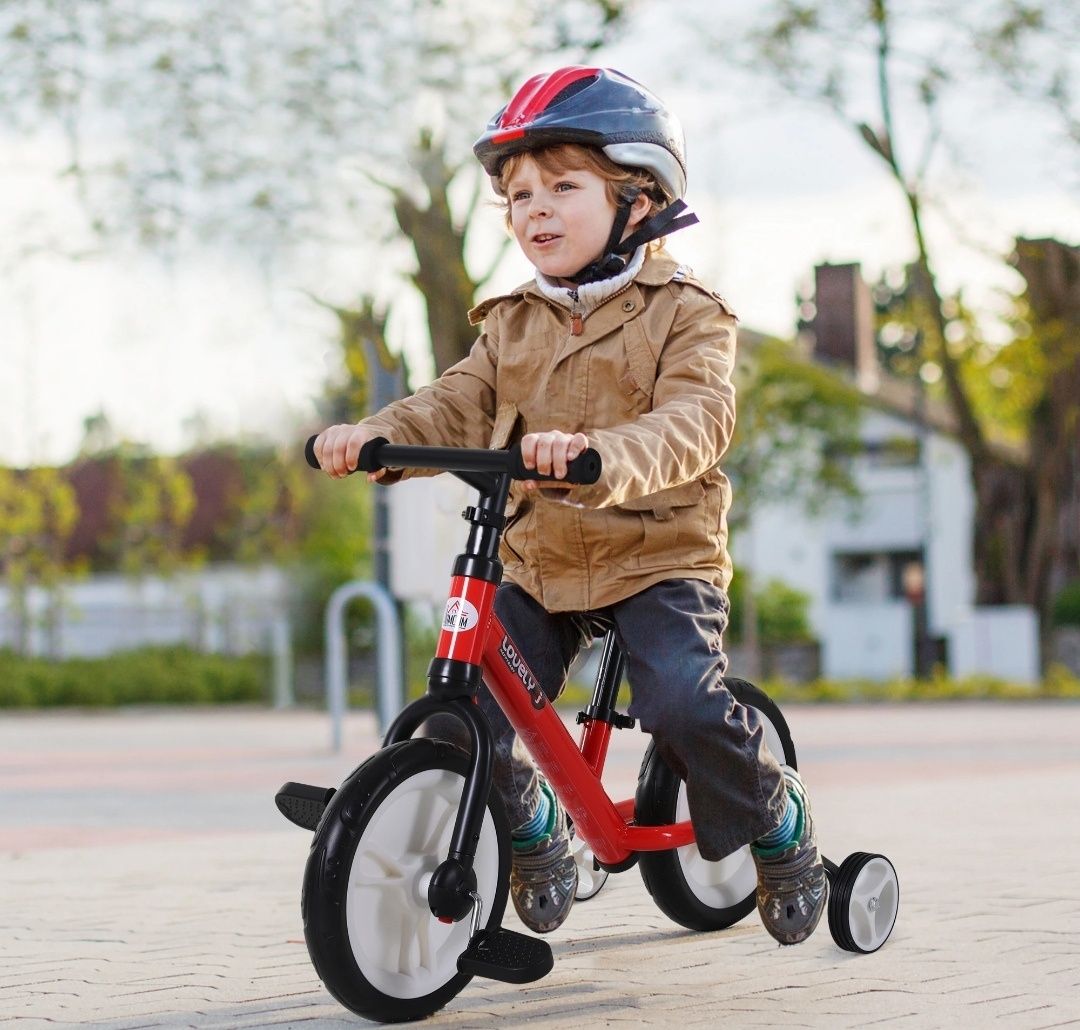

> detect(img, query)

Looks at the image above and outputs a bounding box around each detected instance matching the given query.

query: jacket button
[622,299,634,312]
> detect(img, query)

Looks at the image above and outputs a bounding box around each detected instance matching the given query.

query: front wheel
[302,738,511,1023]
[636,678,797,931]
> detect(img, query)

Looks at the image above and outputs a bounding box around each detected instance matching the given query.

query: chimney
[806,263,878,390]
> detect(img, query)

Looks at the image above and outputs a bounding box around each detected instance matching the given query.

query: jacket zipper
[568,280,635,338]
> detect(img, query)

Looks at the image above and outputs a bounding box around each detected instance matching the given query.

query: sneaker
[751,767,827,945]
[509,780,578,934]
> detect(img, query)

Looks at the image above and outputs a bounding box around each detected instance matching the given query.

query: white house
[738,263,1040,682]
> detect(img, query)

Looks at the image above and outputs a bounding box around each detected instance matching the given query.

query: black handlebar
[304,435,602,486]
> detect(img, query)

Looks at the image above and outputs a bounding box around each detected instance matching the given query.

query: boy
[314,67,826,944]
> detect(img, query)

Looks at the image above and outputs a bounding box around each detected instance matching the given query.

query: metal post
[325,580,403,751]
[271,615,293,709]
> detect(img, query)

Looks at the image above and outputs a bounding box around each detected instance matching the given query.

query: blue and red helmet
[473,66,688,201]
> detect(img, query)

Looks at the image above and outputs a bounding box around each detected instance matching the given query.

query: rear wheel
[302,738,510,1023]
[636,678,796,931]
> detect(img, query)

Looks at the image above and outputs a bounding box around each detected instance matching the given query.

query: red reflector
[492,127,526,144]
[437,916,454,924]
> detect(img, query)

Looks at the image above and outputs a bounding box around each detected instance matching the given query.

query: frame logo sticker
[443,598,479,632]
[499,635,546,710]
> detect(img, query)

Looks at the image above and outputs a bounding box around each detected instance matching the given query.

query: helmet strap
[567,197,699,285]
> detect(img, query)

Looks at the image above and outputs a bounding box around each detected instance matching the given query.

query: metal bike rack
[325,580,403,751]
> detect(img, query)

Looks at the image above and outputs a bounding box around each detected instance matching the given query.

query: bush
[0,647,269,708]
[726,570,813,644]
[1052,581,1080,627]
[758,666,1080,703]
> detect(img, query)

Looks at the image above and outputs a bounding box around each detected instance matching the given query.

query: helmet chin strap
[566,193,700,286]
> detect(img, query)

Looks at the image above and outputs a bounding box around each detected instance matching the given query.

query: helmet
[473,66,688,201]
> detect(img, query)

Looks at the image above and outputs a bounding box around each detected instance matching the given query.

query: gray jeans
[427,579,786,862]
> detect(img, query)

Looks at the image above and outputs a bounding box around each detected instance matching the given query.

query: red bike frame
[435,571,694,868]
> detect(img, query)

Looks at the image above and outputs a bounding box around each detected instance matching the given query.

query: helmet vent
[549,75,598,107]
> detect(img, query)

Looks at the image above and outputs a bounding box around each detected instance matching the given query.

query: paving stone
[2,703,1080,1027]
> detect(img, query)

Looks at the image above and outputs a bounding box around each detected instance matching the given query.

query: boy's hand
[313,424,387,482]
[520,431,590,491]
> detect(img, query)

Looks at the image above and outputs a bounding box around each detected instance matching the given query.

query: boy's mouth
[531,233,561,244]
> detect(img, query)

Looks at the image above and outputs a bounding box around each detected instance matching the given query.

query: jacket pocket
[489,400,521,450]
[607,480,708,570]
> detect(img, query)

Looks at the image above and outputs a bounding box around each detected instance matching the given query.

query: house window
[862,437,920,468]
[832,550,923,603]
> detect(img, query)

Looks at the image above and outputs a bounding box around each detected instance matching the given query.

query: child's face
[506,155,617,283]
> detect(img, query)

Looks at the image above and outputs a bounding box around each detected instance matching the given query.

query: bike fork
[384,694,495,923]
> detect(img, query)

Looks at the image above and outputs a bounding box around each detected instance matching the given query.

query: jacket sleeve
[571,286,737,508]
[356,311,501,478]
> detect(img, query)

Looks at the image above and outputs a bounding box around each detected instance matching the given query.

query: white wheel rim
[676,707,787,908]
[570,827,608,899]
[344,767,500,999]
[847,857,898,952]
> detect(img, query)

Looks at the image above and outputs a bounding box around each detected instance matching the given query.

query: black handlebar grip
[506,444,602,485]
[304,434,389,474]
[357,437,390,473]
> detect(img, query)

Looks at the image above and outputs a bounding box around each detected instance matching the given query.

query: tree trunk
[392,136,480,376]
[1011,238,1080,667]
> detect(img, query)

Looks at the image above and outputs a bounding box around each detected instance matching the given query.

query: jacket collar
[467,248,685,326]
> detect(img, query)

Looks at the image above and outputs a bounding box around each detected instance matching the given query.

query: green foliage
[97,447,196,577]
[0,647,268,708]
[726,569,814,645]
[1053,582,1080,626]
[0,466,81,588]
[214,445,309,565]
[755,665,1080,704]
[290,472,375,654]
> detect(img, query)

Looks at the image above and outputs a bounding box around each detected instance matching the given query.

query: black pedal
[457,928,554,984]
[275,782,336,831]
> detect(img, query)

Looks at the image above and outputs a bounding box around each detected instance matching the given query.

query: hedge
[0,647,269,708]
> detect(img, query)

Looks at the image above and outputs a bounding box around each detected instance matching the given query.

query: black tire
[636,678,797,931]
[302,738,511,1023]
[828,851,899,954]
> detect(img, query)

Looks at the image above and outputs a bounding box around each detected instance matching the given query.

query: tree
[747,1,1079,666]
[95,447,197,578]
[0,0,633,379]
[0,466,80,655]
[976,3,1080,156]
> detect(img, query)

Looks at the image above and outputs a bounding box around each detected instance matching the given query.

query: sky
[2,1,1078,468]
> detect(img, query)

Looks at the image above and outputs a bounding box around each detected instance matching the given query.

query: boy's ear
[626,189,654,229]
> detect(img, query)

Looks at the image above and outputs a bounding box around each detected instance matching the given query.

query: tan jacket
[360,248,738,612]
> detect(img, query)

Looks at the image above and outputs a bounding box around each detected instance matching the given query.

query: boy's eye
[511,190,530,203]
[554,181,577,192]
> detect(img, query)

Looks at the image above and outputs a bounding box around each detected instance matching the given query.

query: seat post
[577,629,635,776]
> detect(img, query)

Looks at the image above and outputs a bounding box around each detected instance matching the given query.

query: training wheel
[569,821,609,901]
[827,851,899,954]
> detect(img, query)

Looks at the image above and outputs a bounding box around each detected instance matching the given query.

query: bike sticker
[499,635,546,710]
[443,597,479,632]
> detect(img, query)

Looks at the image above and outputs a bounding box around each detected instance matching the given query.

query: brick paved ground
[2,702,1079,1028]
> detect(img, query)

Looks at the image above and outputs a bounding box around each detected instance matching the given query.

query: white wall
[0,564,289,658]
[950,606,1041,684]
[820,602,913,679]
[387,475,473,604]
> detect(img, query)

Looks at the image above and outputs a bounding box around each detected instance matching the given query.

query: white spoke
[415,914,433,974]
[355,847,405,885]
[850,903,876,949]
[421,796,456,855]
